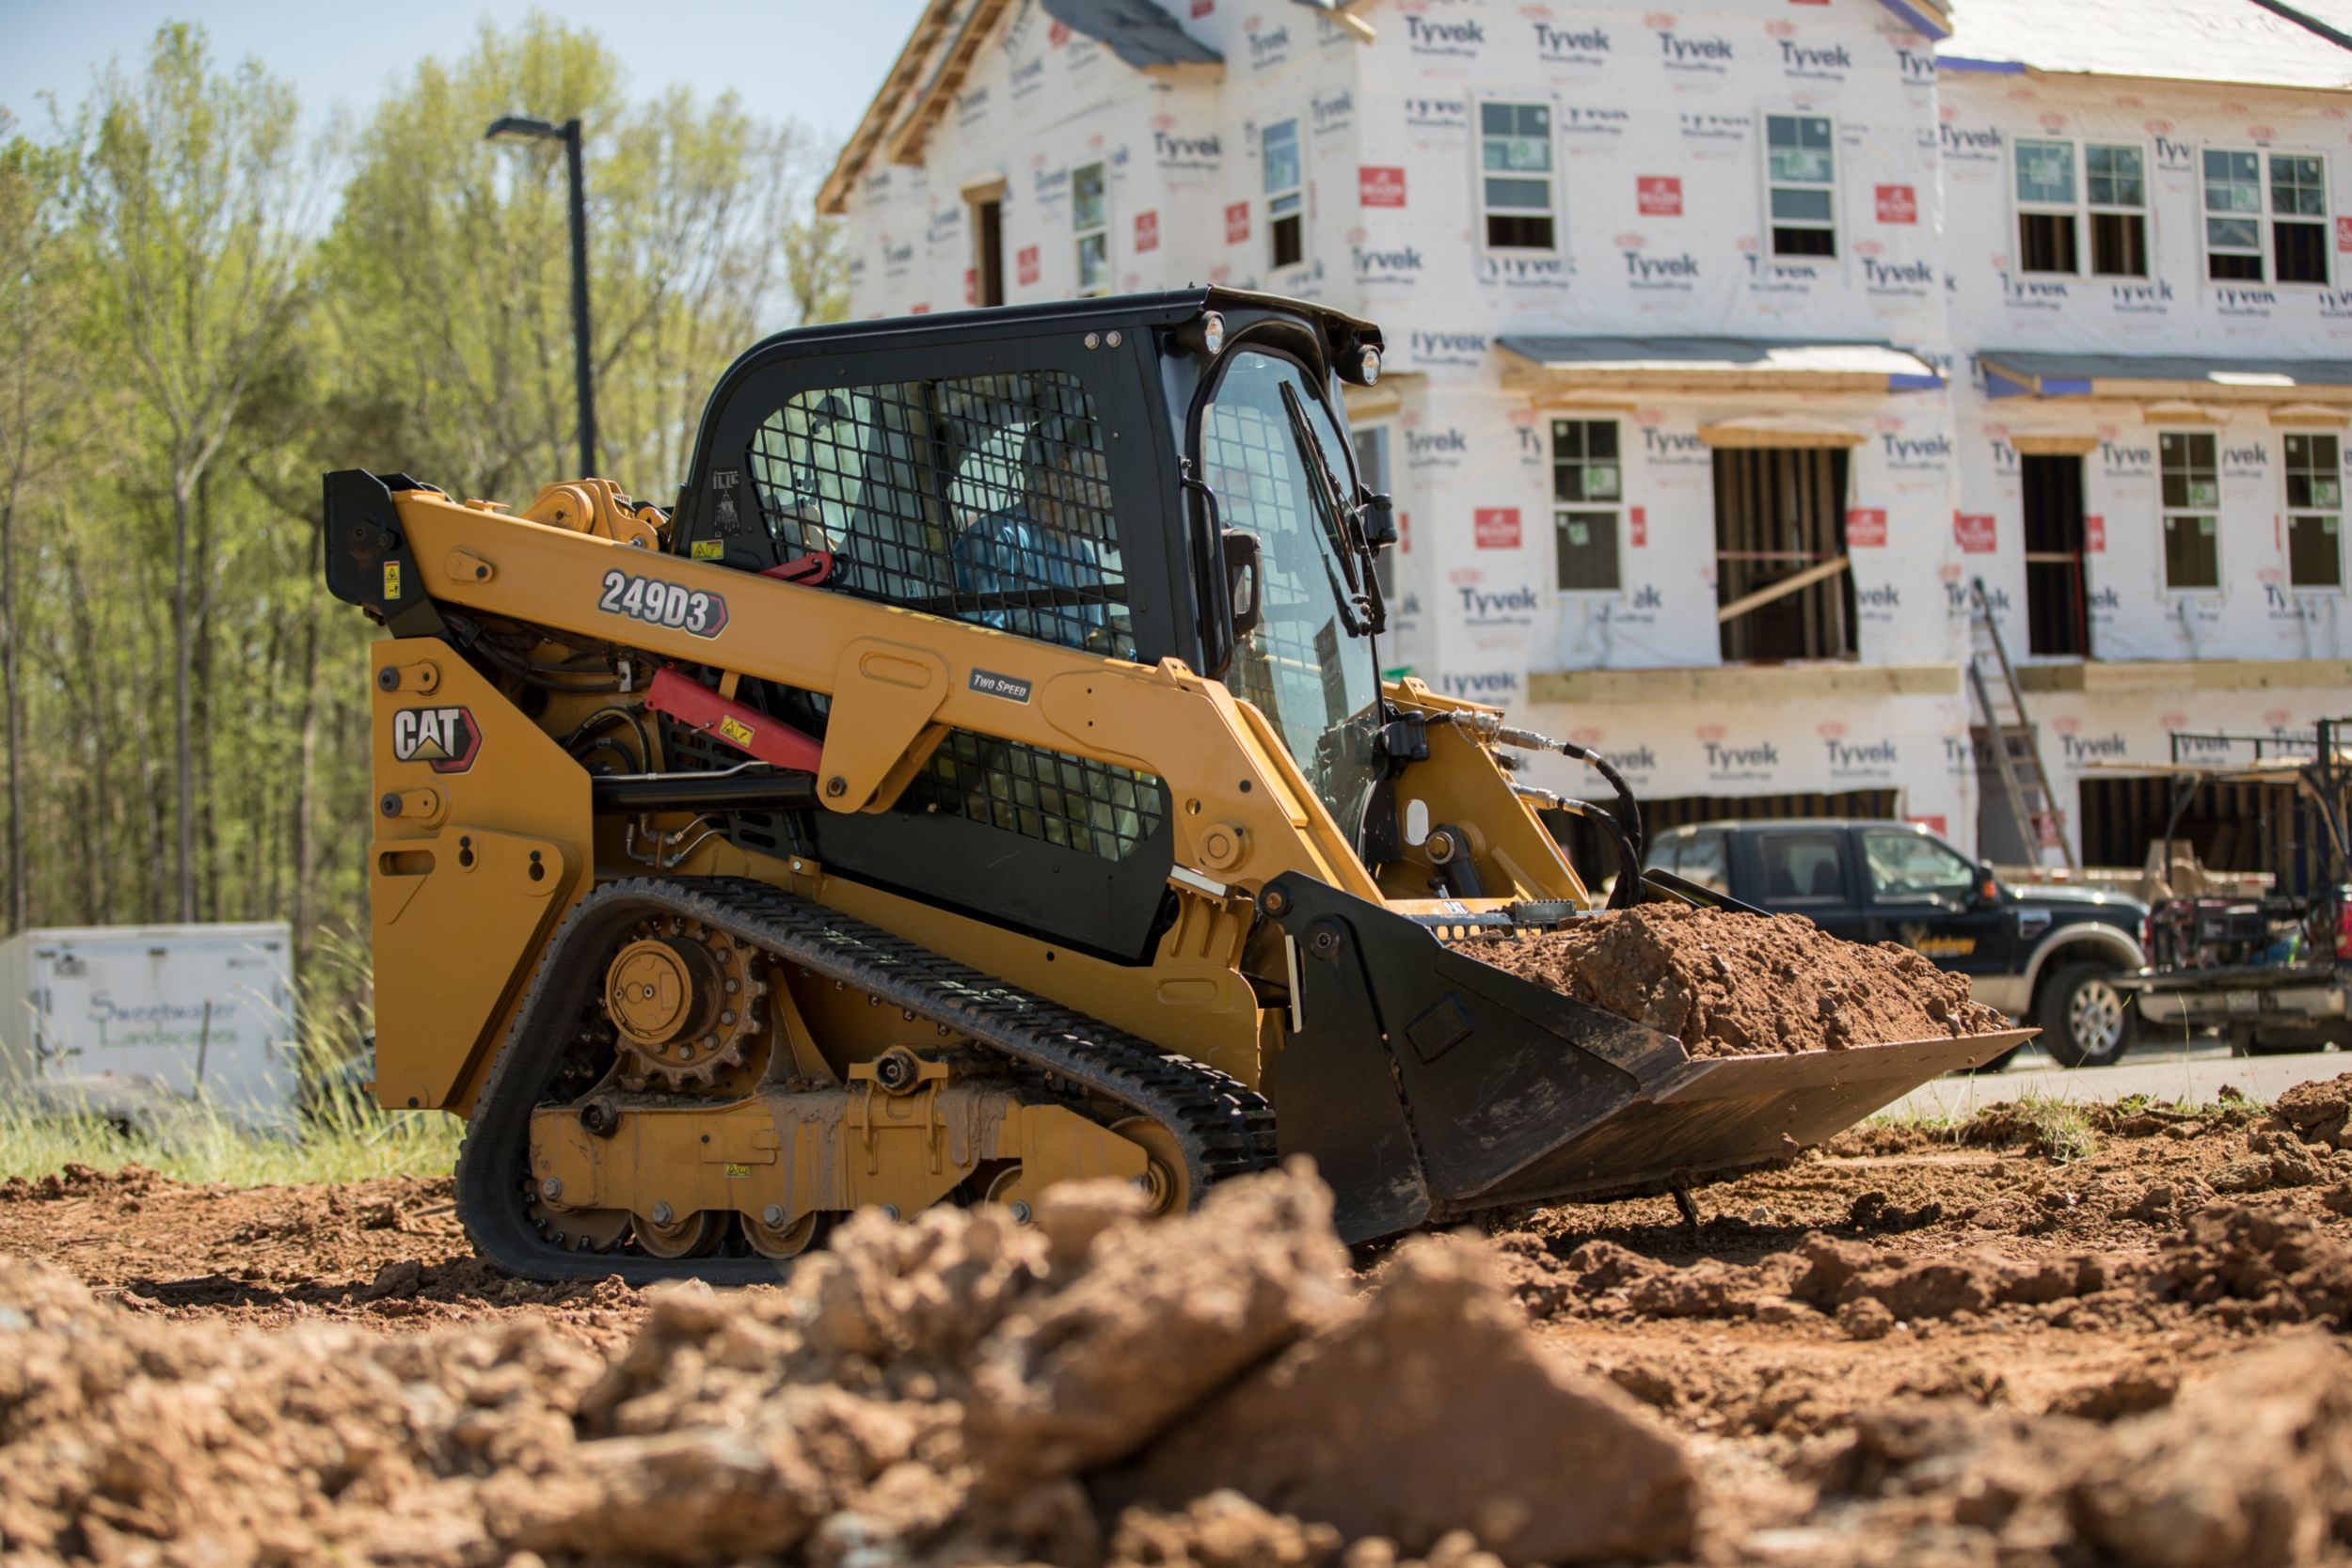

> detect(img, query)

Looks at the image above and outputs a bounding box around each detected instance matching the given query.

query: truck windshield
[1199,348,1384,843]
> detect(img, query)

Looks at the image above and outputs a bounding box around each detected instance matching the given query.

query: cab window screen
[745,370,1133,660]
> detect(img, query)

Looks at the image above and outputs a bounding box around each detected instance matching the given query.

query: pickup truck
[1643,818,2149,1068]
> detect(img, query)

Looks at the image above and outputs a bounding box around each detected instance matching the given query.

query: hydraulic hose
[1562,797,1644,911]
[1438,710,1646,867]
[1556,739,1645,866]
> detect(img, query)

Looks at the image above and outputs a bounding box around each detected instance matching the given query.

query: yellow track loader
[326,290,2026,1279]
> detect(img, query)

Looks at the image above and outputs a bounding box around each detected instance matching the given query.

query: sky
[0,0,928,148]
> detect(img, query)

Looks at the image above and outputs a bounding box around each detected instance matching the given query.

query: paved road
[1883,1038,2344,1119]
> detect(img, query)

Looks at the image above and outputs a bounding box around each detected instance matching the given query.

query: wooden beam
[2014,657,2352,694]
[2010,432,2101,455]
[1698,417,1867,449]
[2140,399,2229,425]
[1715,555,1851,625]
[1528,663,1961,705]
[2270,403,2351,428]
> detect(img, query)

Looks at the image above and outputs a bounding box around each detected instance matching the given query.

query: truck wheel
[2039,960,2137,1069]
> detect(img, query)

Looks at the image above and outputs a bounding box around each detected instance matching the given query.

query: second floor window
[2015,139,2148,277]
[1263,119,1303,269]
[1765,114,1836,258]
[2286,433,2344,590]
[1552,420,1622,592]
[1479,102,1557,249]
[2205,150,2331,285]
[2159,431,2221,591]
[1073,162,1108,297]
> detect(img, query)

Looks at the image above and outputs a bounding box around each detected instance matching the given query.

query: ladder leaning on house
[1965,577,2080,876]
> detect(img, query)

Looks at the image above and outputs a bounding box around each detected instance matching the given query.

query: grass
[1962,1096,2099,1164]
[0,937,463,1188]
[0,1101,463,1186]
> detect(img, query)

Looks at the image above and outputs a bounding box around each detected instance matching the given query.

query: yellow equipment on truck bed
[325,290,2026,1279]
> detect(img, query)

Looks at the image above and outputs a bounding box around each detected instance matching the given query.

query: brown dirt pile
[1505,1196,2352,1340]
[1462,903,2007,1056]
[1804,1338,2352,1568]
[0,1165,1698,1568]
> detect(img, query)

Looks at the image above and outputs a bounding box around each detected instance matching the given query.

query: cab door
[1857,827,2018,989]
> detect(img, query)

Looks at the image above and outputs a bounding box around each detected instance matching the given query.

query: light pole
[486,114,596,480]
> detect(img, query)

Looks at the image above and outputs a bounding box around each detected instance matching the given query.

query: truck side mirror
[1975,864,2002,905]
[1224,529,1263,641]
[1360,492,1397,549]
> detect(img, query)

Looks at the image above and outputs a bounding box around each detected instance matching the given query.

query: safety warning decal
[392,706,481,774]
[597,568,729,638]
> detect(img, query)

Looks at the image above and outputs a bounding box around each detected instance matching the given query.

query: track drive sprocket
[602,914,767,1088]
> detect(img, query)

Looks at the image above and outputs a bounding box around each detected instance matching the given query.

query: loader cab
[669,290,1390,962]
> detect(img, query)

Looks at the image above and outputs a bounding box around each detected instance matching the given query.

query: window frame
[1549,417,1624,595]
[2156,429,2225,594]
[2285,430,2345,592]
[1860,828,1979,907]
[2010,136,2150,278]
[2201,146,2334,287]
[1475,98,1560,253]
[1071,161,1109,298]
[1262,119,1305,273]
[1761,110,1839,261]
[1756,829,1851,907]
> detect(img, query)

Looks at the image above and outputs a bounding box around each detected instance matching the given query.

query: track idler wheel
[743,1205,826,1259]
[1113,1116,1189,1216]
[632,1204,725,1259]
[602,917,766,1089]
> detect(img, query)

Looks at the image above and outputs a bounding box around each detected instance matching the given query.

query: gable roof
[1051,0,1224,67]
[820,0,1222,215]
[1940,0,2352,90]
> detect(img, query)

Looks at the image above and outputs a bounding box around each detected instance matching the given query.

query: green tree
[0,119,85,931]
[321,15,841,504]
[0,13,845,1032]
[72,25,319,920]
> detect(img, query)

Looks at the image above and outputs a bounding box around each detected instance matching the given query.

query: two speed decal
[596,569,729,638]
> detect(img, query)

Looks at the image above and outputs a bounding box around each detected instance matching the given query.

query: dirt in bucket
[1459,902,2010,1056]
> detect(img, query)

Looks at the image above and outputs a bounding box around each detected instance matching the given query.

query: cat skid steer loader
[325,290,2026,1279]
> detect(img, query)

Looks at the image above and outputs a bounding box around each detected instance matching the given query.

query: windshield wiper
[1279,382,1359,587]
[1279,381,1383,638]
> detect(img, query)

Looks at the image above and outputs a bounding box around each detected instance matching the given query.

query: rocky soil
[1461,903,2010,1055]
[8,1076,2352,1565]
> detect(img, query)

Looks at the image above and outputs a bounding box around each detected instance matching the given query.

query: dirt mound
[2145,1204,2352,1329]
[1511,1199,2352,1338]
[0,1165,1698,1568]
[1810,1338,2352,1568]
[2268,1072,2352,1150]
[1462,903,2006,1056]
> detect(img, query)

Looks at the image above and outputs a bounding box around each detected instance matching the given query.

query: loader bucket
[1258,873,2033,1243]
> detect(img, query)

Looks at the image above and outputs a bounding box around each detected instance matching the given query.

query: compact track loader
[326,290,2026,1279]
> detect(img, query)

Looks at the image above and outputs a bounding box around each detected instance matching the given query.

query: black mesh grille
[745,370,1133,659]
[901,732,1164,861]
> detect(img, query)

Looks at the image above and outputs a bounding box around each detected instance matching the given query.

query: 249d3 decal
[596,569,729,638]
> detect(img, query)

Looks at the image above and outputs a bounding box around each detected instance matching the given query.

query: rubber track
[455,876,1278,1282]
